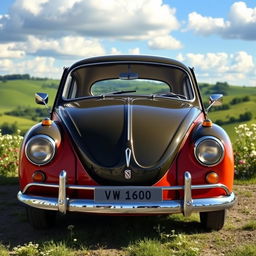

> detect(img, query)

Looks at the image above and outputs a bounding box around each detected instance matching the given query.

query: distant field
[208,95,256,141]
[0,79,255,140]
[0,79,57,109]
[0,79,58,133]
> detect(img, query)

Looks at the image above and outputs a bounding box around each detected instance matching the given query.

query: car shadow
[53,212,206,249]
[0,184,207,249]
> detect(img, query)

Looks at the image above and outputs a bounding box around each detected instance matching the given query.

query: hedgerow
[0,129,23,177]
[233,124,256,179]
[0,124,256,180]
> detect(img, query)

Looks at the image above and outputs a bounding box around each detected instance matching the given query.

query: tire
[200,210,226,231]
[26,207,57,229]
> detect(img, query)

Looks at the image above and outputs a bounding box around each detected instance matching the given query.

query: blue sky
[0,0,256,86]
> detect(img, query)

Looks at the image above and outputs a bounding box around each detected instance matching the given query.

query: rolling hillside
[0,79,255,140]
[0,79,58,133]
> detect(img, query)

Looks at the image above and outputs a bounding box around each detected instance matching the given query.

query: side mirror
[206,94,223,113]
[35,92,50,116]
[35,92,49,105]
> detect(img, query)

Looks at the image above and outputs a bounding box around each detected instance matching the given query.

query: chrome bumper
[17,171,236,216]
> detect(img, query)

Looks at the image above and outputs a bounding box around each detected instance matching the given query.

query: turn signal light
[202,119,212,127]
[206,172,219,184]
[42,118,53,126]
[32,171,46,182]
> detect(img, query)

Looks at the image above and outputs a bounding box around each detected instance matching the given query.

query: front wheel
[200,210,226,231]
[26,207,56,229]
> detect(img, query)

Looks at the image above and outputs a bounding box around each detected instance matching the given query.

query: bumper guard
[17,171,236,216]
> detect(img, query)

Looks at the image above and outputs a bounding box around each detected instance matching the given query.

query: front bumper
[17,171,236,216]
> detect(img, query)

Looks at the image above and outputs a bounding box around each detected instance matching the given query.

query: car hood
[57,97,201,185]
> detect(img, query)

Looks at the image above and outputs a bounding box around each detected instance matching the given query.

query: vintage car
[18,55,236,230]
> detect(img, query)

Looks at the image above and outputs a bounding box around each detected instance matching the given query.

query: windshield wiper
[104,90,137,95]
[158,92,187,100]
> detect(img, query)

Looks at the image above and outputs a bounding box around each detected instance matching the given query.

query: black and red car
[18,55,236,230]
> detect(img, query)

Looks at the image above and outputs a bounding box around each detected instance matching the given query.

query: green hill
[0,79,58,133]
[200,83,256,141]
[0,79,57,111]
[0,79,255,140]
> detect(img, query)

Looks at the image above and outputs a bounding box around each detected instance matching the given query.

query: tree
[0,122,18,134]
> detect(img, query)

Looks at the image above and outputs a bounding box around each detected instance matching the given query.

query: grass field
[0,79,256,256]
[0,79,58,133]
[0,79,57,109]
[208,95,256,141]
[0,79,255,140]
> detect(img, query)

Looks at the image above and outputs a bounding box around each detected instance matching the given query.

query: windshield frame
[61,61,197,103]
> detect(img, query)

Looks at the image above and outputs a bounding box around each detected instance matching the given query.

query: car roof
[68,55,190,72]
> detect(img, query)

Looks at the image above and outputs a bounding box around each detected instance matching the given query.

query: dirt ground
[0,184,255,255]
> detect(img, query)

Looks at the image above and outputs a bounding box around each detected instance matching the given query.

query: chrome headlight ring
[194,136,224,167]
[25,134,56,166]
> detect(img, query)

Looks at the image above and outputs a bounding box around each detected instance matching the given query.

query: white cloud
[110,47,122,55]
[13,0,49,15]
[179,51,256,86]
[187,1,256,40]
[19,36,105,57]
[184,52,229,72]
[229,1,256,25]
[0,43,25,58]
[0,59,13,72]
[188,12,228,36]
[148,35,182,50]
[0,0,180,50]
[129,48,140,55]
[0,57,61,78]
[229,51,254,72]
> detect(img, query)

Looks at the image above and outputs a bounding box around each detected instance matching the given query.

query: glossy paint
[57,97,201,185]
[18,55,235,206]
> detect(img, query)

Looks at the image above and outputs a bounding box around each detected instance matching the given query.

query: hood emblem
[124,148,132,179]
[124,169,132,180]
[125,148,132,168]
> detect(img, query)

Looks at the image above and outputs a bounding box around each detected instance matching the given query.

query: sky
[0,0,256,86]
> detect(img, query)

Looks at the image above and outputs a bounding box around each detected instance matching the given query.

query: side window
[62,76,78,99]
[182,77,193,100]
[68,80,77,99]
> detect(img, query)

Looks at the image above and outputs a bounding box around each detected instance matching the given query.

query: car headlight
[194,136,224,166]
[25,135,56,165]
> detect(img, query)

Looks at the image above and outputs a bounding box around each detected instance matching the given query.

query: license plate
[94,188,162,203]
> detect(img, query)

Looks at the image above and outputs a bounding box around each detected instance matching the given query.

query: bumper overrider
[17,171,236,216]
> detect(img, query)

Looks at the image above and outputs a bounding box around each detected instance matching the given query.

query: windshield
[62,63,194,100]
[91,79,170,95]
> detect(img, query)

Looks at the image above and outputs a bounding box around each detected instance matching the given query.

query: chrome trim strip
[18,170,236,215]
[22,182,231,195]
[17,191,236,215]
[183,171,193,217]
[127,97,132,143]
[58,170,67,214]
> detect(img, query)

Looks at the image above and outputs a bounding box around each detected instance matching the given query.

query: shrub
[42,241,75,256]
[0,244,9,256]
[0,122,18,135]
[13,242,39,256]
[230,96,250,105]
[234,124,256,179]
[239,111,253,122]
[0,130,23,177]
[5,106,48,122]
